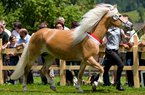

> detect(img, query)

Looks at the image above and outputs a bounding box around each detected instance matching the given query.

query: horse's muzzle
[124,21,133,31]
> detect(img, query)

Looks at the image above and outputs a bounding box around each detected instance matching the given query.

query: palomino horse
[11,3,133,93]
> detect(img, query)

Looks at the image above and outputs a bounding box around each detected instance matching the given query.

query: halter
[87,32,102,45]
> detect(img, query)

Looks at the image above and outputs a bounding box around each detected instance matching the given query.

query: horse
[10,3,133,93]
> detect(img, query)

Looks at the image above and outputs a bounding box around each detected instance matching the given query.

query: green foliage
[137,7,145,22]
[0,0,145,33]
[17,0,95,33]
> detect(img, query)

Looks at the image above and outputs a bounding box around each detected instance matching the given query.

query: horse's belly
[49,48,83,61]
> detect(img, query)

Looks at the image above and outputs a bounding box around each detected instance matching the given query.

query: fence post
[60,59,66,86]
[133,35,140,88]
[0,39,4,84]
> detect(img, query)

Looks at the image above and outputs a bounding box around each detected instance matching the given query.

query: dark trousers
[126,52,134,86]
[103,49,124,86]
[27,70,34,84]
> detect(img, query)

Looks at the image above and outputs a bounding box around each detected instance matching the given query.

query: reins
[129,24,145,39]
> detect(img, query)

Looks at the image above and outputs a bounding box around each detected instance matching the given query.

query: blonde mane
[73,3,118,44]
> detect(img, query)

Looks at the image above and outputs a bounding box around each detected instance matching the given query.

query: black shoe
[116,85,124,91]
[6,79,15,84]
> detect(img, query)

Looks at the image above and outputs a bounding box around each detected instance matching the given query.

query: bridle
[112,14,133,31]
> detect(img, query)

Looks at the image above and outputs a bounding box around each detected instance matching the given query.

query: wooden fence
[0,35,145,87]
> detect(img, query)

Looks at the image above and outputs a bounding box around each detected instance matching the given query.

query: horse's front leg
[75,61,87,93]
[87,56,104,84]
[41,55,56,91]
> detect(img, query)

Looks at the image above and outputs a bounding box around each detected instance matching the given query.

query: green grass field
[0,76,145,95]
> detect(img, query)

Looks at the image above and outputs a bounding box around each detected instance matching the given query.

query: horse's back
[29,28,79,57]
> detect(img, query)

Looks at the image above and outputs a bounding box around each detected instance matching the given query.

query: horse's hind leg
[75,61,87,93]
[23,52,41,91]
[40,54,56,91]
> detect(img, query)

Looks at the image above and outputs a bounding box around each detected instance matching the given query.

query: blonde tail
[10,43,29,80]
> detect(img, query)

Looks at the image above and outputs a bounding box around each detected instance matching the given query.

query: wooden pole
[60,59,66,86]
[133,35,140,88]
[0,39,4,84]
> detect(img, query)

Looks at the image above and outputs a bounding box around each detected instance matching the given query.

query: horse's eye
[119,15,122,17]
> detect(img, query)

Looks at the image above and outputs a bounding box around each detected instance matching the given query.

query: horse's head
[106,5,133,31]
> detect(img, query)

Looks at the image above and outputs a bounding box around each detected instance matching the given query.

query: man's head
[13,21,22,32]
[19,28,28,39]
[0,22,4,33]
[38,21,48,29]
[56,17,65,24]
[0,20,6,28]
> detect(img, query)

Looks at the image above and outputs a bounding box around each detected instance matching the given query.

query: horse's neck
[92,19,109,40]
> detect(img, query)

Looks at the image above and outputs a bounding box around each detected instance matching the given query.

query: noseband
[112,15,133,30]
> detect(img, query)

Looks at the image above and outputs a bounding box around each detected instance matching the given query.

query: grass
[0,76,145,95]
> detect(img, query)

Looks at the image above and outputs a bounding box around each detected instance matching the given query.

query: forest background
[0,0,145,34]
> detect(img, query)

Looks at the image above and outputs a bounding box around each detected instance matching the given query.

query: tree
[0,0,24,13]
[137,7,145,22]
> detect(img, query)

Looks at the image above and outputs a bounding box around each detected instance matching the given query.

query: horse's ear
[113,4,117,8]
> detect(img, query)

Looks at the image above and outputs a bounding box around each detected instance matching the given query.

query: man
[56,17,69,30]
[103,26,129,91]
[0,22,9,83]
[0,20,11,37]
[16,28,33,84]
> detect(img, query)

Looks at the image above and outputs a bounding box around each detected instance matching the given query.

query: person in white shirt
[0,20,11,37]
[11,21,22,42]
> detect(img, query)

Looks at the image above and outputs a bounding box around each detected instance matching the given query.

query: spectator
[0,20,11,37]
[66,21,80,85]
[6,35,19,84]
[55,22,64,30]
[38,21,48,29]
[139,25,145,66]
[56,17,69,30]
[16,28,33,84]
[36,21,53,85]
[122,15,139,87]
[11,21,22,42]
[103,26,129,91]
[71,21,80,30]
[55,21,75,85]
[0,22,9,83]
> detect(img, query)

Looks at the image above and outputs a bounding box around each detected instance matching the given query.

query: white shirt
[12,30,20,42]
[4,29,11,37]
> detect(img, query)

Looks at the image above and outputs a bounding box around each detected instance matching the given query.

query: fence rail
[0,35,145,87]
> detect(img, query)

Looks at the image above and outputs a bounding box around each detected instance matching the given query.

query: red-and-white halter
[87,32,102,45]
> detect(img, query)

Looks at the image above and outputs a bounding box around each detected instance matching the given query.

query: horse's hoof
[78,89,83,93]
[23,86,27,92]
[23,88,27,92]
[50,86,56,91]
[75,84,80,89]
